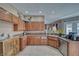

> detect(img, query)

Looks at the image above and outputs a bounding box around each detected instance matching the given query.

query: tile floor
[16,46,63,56]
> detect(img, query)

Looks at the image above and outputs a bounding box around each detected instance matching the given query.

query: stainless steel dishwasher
[58,38,68,56]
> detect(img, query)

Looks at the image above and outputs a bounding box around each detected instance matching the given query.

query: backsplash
[0,20,24,38]
[0,20,13,34]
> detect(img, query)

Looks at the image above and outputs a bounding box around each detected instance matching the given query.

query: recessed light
[52,11,55,14]
[39,11,42,13]
[25,11,29,13]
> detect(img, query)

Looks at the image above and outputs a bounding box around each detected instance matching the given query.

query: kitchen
[0,3,79,56]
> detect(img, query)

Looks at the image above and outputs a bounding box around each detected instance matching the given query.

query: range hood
[24,16,32,23]
[18,12,32,22]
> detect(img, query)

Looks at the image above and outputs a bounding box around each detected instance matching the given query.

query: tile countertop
[47,35,79,42]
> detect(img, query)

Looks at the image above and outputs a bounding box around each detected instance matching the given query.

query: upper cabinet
[25,16,45,31]
[0,7,12,22]
[13,18,26,31]
[18,19,26,31]
[12,15,19,24]
[27,22,45,31]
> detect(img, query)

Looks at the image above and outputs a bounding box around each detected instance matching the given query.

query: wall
[0,20,13,34]
[48,16,79,34]
[63,16,79,34]
[25,16,44,22]
[64,20,78,34]
[0,4,24,35]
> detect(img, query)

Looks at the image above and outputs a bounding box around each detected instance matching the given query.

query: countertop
[47,35,79,42]
[0,31,24,42]
[0,31,47,42]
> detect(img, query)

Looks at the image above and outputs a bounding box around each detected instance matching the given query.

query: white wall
[0,20,13,34]
[0,4,24,35]
[25,16,44,22]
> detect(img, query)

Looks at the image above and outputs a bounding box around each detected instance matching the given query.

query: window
[66,24,72,34]
[77,23,79,35]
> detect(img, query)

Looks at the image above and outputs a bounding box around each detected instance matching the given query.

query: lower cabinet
[13,37,20,55]
[27,36,47,45]
[68,41,79,56]
[47,36,60,48]
[19,36,27,51]
[0,36,20,56]
[27,36,41,45]
[41,39,47,45]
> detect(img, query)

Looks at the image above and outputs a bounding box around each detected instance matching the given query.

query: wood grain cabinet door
[0,7,12,22]
[48,37,60,48]
[0,42,3,56]
[12,15,19,24]
[3,39,14,56]
[41,39,47,45]
[27,22,45,31]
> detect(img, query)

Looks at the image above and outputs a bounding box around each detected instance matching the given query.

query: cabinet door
[12,15,19,24]
[20,36,27,50]
[40,22,45,31]
[27,36,42,45]
[13,37,20,55]
[0,7,12,22]
[0,42,3,56]
[18,19,25,31]
[27,22,45,31]
[22,36,27,49]
[13,24,18,31]
[25,22,29,31]
[41,39,47,45]
[48,37,60,48]
[28,36,35,45]
[3,39,14,56]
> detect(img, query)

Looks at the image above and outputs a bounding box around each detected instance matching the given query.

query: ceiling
[11,3,79,24]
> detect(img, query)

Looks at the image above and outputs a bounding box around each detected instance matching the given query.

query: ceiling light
[39,11,42,13]
[52,11,55,14]
[25,11,29,13]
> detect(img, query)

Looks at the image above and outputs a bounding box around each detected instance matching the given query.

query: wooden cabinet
[41,39,47,45]
[27,36,47,45]
[3,39,14,56]
[13,18,26,31]
[0,36,20,56]
[25,22,29,31]
[18,19,25,31]
[19,36,27,50]
[40,22,45,31]
[68,41,79,56]
[13,37,20,55]
[13,24,18,31]
[27,36,41,45]
[26,22,45,31]
[12,15,19,24]
[47,36,60,48]
[0,7,12,22]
